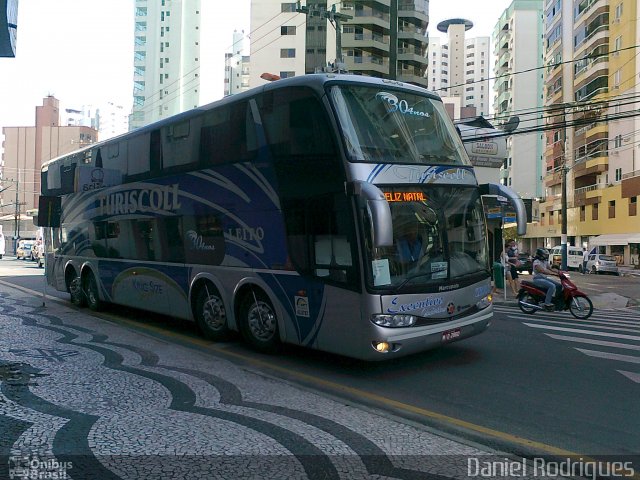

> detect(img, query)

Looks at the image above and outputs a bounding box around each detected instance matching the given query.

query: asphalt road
[2,257,639,466]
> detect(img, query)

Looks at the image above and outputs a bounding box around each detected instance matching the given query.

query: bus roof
[41,74,442,172]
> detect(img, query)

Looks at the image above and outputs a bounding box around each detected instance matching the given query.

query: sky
[0,0,512,136]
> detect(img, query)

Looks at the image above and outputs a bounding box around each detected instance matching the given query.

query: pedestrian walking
[582,247,589,274]
[0,227,5,259]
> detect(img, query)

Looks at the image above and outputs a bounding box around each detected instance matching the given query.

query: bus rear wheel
[84,272,103,312]
[194,284,230,341]
[68,274,86,307]
[238,290,280,354]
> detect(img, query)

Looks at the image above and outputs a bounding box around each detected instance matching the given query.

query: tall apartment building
[492,0,545,200]
[96,102,131,141]
[249,0,428,88]
[62,103,129,141]
[224,30,251,96]
[523,0,640,266]
[0,96,97,215]
[428,19,491,116]
[130,0,201,130]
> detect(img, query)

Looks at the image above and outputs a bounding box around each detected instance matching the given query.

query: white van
[550,246,584,270]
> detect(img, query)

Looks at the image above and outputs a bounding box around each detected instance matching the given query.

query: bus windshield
[365,186,489,291]
[329,85,470,166]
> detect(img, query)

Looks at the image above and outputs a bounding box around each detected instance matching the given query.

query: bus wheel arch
[191,279,232,341]
[235,284,281,354]
[81,267,103,312]
[65,264,86,307]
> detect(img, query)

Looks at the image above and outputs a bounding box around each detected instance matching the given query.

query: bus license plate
[442,328,461,342]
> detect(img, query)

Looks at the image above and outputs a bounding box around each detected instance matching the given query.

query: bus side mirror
[36,196,62,228]
[350,181,393,248]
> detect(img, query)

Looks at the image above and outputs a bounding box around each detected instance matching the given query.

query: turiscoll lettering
[97,184,181,215]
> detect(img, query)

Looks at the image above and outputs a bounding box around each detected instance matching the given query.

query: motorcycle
[517,271,593,319]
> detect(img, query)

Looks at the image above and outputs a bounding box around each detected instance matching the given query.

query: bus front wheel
[238,290,280,354]
[194,284,231,341]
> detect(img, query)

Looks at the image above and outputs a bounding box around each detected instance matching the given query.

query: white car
[586,253,619,275]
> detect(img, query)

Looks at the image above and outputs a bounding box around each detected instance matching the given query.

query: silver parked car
[586,253,619,275]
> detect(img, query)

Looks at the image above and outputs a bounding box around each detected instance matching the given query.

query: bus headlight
[476,295,492,310]
[371,314,416,327]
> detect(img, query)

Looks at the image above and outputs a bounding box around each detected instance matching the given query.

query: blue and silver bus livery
[38,74,525,360]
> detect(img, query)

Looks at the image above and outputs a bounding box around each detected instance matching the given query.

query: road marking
[514,317,640,334]
[522,323,640,341]
[576,348,640,364]
[618,370,640,383]
[494,305,640,318]
[545,334,640,351]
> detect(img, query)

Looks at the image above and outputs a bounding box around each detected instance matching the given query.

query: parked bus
[39,74,525,360]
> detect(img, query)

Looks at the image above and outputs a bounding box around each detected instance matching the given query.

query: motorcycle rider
[532,248,562,309]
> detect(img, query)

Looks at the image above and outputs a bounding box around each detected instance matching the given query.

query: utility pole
[296,1,352,72]
[561,104,570,271]
[14,172,20,247]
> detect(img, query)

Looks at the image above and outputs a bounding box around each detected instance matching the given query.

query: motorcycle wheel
[518,292,538,314]
[569,296,593,320]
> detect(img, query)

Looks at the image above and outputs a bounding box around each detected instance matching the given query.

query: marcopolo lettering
[98,184,181,216]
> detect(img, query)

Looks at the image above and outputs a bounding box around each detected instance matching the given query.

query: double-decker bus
[39,75,525,360]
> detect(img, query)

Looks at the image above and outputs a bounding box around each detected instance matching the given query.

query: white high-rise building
[97,102,130,140]
[130,0,201,130]
[63,103,130,141]
[224,30,251,96]
[428,19,491,117]
[493,0,544,200]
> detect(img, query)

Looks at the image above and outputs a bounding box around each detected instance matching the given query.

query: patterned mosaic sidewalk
[0,285,511,480]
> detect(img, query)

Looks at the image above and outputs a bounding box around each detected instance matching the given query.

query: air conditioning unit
[613,18,621,24]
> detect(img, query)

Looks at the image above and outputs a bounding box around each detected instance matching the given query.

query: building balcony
[545,170,563,188]
[574,58,608,87]
[585,123,608,142]
[573,154,608,178]
[575,0,608,22]
[397,47,427,66]
[342,32,390,52]
[496,89,511,106]
[398,3,428,23]
[575,25,609,58]
[396,72,428,88]
[344,56,390,75]
[398,25,426,43]
[351,9,391,29]
[586,155,608,171]
[621,170,640,199]
[585,185,604,200]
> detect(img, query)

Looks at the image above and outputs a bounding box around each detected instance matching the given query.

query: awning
[590,233,640,246]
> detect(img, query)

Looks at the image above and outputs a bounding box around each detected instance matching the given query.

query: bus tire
[85,272,103,312]
[68,274,86,308]
[238,290,280,354]
[194,283,231,341]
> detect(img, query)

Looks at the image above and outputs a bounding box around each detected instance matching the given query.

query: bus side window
[163,118,201,170]
[127,133,150,178]
[200,102,256,165]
